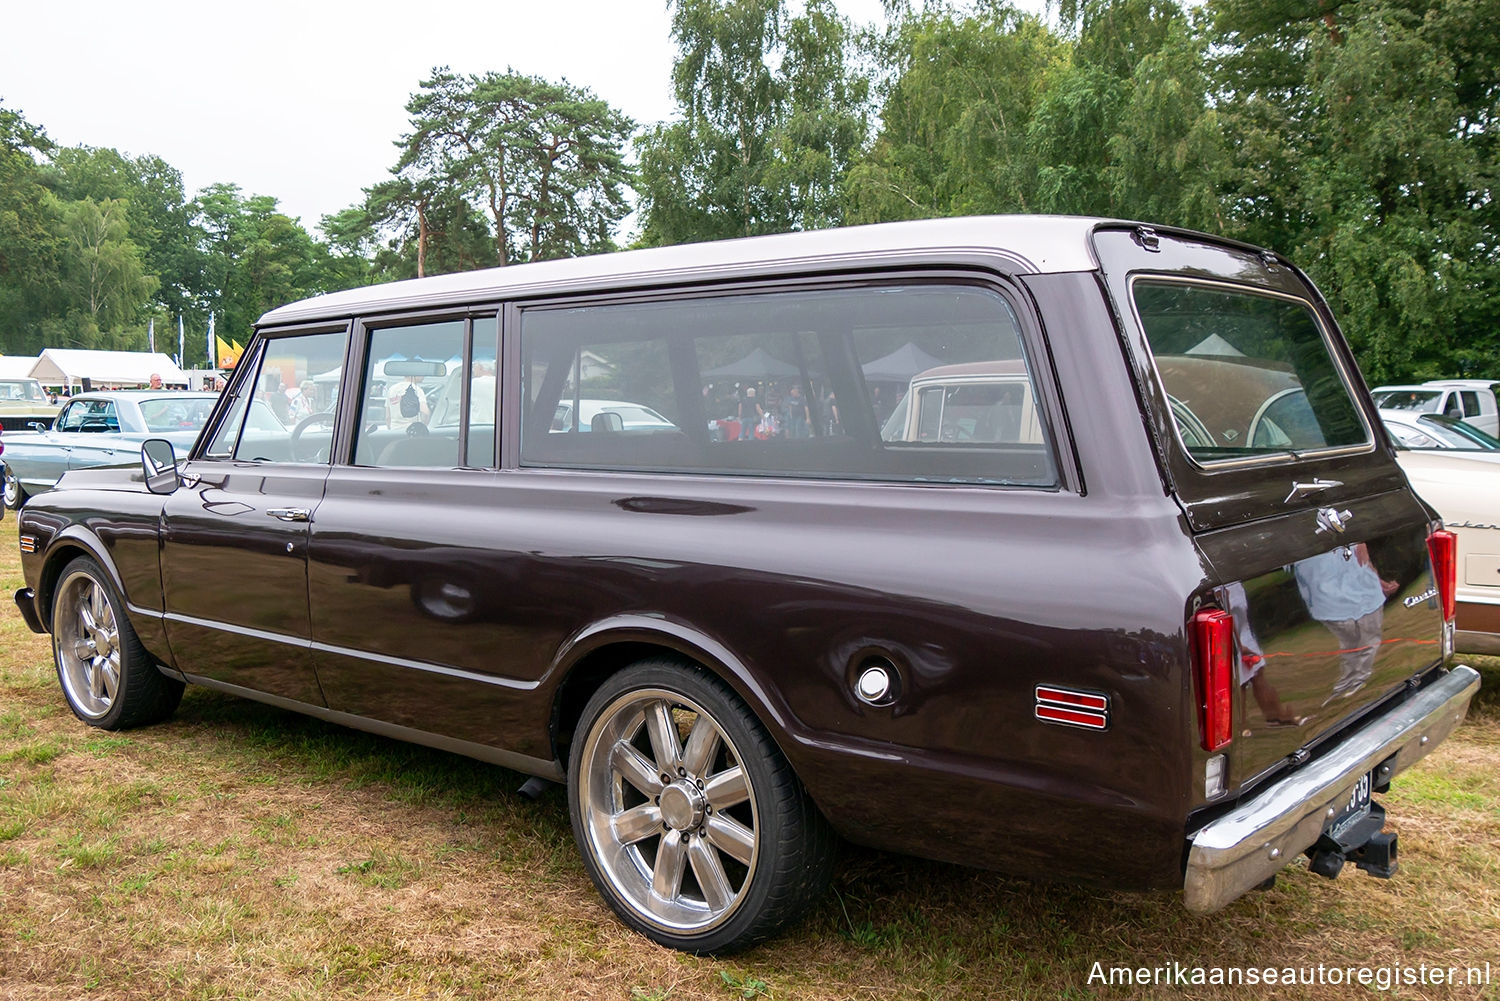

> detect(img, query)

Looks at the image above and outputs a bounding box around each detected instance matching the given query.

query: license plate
[1330,770,1373,831]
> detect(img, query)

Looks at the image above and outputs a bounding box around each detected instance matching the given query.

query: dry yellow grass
[1,538,1497,999]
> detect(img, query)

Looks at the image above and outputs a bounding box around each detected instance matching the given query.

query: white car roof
[260,216,1124,326]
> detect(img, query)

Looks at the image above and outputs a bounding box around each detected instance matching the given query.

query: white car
[1393,448,1500,654]
[1371,380,1499,436]
[1380,408,1500,451]
[551,399,677,433]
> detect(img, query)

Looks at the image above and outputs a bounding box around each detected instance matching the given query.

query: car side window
[203,331,347,463]
[519,283,1056,486]
[351,316,498,468]
[1461,391,1480,417]
[1442,393,1463,417]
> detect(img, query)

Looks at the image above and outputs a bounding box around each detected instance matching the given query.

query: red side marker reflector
[1034,686,1110,730]
[1034,704,1109,729]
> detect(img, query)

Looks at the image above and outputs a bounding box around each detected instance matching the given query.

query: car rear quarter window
[1132,280,1369,464]
[519,283,1056,486]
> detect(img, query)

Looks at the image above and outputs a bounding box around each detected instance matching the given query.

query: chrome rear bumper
[1184,665,1480,913]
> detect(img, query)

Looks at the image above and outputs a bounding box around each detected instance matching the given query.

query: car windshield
[1134,282,1368,463]
[138,397,218,432]
[0,379,45,402]
[1371,389,1443,412]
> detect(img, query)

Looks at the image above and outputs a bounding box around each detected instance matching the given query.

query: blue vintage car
[2,391,225,509]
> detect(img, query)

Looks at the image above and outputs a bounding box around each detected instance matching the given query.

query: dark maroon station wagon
[13,217,1480,952]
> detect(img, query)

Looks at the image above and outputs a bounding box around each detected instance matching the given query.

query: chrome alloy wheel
[2,466,21,508]
[54,569,122,719]
[577,688,760,935]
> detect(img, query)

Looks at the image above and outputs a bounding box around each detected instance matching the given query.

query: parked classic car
[1371,381,1500,436]
[1381,408,1500,452]
[1,391,220,509]
[13,217,1479,953]
[0,375,61,432]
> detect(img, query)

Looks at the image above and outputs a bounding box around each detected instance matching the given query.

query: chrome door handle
[266,507,310,522]
[1284,478,1343,503]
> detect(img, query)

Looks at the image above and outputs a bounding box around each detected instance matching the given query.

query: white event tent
[28,350,190,389]
[0,356,41,380]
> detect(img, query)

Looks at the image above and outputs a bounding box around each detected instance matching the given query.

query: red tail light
[1192,608,1234,752]
[1428,529,1457,622]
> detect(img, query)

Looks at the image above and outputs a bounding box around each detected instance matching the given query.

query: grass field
[1,539,1498,999]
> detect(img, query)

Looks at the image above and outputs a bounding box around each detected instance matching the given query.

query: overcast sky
[4,0,905,233]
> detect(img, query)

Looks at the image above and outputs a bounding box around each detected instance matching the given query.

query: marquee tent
[860,342,947,383]
[0,356,41,380]
[27,349,190,388]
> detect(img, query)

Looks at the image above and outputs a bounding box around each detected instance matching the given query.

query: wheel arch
[36,529,130,634]
[547,616,796,770]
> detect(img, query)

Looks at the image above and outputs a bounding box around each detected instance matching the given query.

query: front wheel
[2,465,25,510]
[568,659,834,953]
[51,556,183,729]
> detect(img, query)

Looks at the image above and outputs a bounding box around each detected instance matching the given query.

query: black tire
[2,465,25,510]
[567,658,835,953]
[50,556,184,730]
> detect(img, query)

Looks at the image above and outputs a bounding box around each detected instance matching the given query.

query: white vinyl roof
[28,349,190,387]
[262,215,1112,326]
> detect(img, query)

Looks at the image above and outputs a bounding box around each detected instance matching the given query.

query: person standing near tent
[149,373,163,390]
[737,387,762,441]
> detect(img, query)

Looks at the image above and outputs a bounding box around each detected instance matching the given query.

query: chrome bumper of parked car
[1184,664,1480,913]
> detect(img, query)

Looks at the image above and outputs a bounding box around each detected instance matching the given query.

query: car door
[159,328,348,705]
[23,398,92,493]
[65,398,134,472]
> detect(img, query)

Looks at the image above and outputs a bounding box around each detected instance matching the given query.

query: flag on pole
[207,312,216,367]
[148,318,155,354]
[177,316,185,368]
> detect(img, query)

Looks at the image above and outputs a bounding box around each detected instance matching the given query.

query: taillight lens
[1428,529,1457,622]
[1193,608,1234,752]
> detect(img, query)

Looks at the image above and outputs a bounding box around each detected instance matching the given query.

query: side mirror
[590,412,625,433]
[26,421,48,432]
[141,439,180,495]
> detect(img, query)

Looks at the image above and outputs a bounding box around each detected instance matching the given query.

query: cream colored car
[1395,448,1500,654]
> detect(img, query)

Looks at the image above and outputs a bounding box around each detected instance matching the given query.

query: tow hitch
[1306,801,1399,880]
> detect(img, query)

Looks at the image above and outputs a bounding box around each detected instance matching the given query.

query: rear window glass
[1133,281,1368,463]
[519,284,1056,486]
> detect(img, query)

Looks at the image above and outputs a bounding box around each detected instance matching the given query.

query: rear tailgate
[1092,225,1450,786]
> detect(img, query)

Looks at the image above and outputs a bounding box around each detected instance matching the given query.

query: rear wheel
[51,556,183,729]
[568,659,834,953]
[2,465,25,510]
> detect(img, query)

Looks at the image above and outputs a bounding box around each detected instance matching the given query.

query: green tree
[56,196,157,346]
[0,102,63,354]
[636,0,869,245]
[393,67,634,267]
[194,184,337,350]
[47,146,204,329]
[1209,0,1500,381]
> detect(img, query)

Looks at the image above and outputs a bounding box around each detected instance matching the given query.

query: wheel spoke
[689,837,734,911]
[611,803,663,846]
[100,653,120,702]
[77,603,96,635]
[704,765,749,810]
[90,584,106,625]
[611,740,664,797]
[89,658,106,699]
[680,713,721,777]
[646,700,682,776]
[705,813,755,866]
[652,836,687,901]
